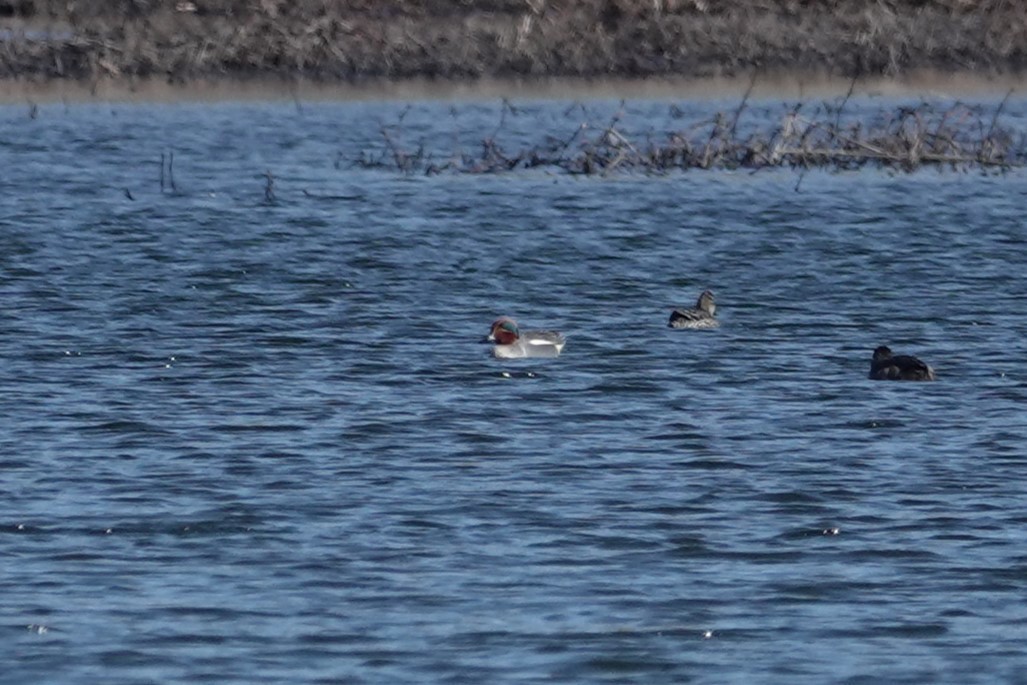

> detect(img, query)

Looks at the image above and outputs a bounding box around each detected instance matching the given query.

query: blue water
[2,96,1027,684]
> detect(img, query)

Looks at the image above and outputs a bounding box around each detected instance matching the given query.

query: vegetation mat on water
[357,92,1026,176]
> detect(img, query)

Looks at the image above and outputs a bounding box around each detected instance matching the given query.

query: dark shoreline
[1,1,1025,93]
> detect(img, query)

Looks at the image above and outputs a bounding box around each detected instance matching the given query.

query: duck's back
[493,330,565,358]
[521,330,565,356]
[869,355,936,381]
[668,308,719,329]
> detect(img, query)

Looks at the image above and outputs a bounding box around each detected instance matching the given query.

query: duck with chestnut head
[484,317,566,359]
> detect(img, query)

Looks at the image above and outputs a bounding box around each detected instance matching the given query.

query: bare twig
[360,98,1027,176]
[729,71,757,137]
[264,170,275,202]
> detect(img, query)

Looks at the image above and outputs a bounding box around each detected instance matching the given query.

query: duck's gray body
[493,330,566,359]
[669,290,718,329]
[486,317,566,359]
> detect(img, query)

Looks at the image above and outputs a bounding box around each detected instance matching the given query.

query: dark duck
[869,345,936,381]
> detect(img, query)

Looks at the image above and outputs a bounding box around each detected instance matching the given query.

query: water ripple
[2,98,1027,684]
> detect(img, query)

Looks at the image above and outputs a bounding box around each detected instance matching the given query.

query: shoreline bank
[1,70,1024,105]
[2,1,1026,103]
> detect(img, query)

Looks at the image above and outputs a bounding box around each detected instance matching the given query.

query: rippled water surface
[2,95,1027,684]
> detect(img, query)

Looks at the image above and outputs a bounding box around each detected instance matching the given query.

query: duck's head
[872,345,893,361]
[696,290,716,315]
[486,317,520,345]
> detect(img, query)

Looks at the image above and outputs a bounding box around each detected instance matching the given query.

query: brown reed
[2,1,1026,84]
[357,95,1025,175]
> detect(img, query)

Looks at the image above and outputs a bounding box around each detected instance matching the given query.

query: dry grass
[1,0,1026,83]
[357,95,1026,175]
